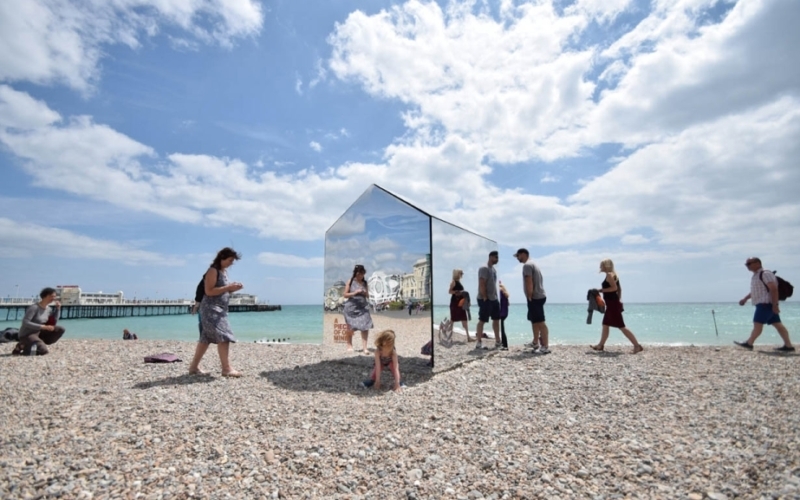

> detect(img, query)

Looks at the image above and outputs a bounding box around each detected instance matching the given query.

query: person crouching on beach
[12,287,65,355]
[122,329,138,340]
[591,259,644,354]
[188,247,244,377]
[362,330,403,391]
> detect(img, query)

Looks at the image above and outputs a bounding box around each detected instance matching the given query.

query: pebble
[1,341,798,499]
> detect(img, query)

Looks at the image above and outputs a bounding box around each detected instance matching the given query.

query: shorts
[753,303,781,325]
[527,297,546,323]
[477,299,501,322]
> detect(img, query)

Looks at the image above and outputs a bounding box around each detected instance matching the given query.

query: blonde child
[362,330,403,391]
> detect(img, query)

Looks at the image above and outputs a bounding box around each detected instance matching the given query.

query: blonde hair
[374,329,396,349]
[600,259,615,273]
[452,269,463,280]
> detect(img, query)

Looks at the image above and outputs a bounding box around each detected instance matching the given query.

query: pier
[1,303,281,321]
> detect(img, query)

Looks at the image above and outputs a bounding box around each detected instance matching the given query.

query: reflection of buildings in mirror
[367,272,402,307]
[325,258,431,311]
[400,256,431,302]
[324,280,346,311]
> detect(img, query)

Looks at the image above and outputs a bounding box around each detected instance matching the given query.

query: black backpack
[194,277,205,303]
[760,271,794,301]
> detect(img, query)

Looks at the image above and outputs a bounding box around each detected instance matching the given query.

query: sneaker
[499,345,509,351]
[734,341,754,350]
[475,342,484,350]
[775,345,796,352]
[539,346,551,355]
[525,342,539,350]
[361,379,375,388]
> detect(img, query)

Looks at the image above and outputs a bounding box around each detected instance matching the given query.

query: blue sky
[1,0,799,305]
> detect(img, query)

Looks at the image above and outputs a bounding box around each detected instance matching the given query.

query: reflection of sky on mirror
[431,218,497,306]
[325,185,430,289]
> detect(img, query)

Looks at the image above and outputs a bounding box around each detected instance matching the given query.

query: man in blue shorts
[514,248,550,354]
[734,257,794,352]
[475,251,501,350]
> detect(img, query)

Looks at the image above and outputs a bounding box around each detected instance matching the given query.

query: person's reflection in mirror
[448,269,472,342]
[499,282,510,350]
[343,264,374,354]
[476,251,501,350]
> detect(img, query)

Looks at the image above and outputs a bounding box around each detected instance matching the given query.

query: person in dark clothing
[448,268,472,341]
[591,259,643,354]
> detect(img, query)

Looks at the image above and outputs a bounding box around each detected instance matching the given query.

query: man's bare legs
[746,322,794,348]
[535,322,549,348]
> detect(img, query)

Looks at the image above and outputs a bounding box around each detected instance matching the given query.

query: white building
[57,286,124,305]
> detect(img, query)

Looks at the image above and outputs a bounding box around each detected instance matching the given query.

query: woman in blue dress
[188,247,244,376]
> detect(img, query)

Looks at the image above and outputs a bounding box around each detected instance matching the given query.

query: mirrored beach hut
[323,184,497,372]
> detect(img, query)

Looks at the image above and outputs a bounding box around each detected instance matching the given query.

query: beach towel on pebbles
[144,353,182,363]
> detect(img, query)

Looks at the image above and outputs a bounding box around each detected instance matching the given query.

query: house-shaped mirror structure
[323,184,497,372]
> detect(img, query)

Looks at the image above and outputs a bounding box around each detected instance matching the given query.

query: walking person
[448,269,472,342]
[12,287,65,355]
[591,259,643,354]
[514,248,550,354]
[188,247,244,377]
[475,251,501,350]
[734,257,795,351]
[343,264,373,354]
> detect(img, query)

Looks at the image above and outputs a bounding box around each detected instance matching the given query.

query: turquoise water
[2,303,798,346]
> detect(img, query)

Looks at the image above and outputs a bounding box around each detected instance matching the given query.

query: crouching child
[362,330,404,391]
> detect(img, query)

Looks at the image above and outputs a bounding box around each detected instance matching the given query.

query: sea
[2,302,799,347]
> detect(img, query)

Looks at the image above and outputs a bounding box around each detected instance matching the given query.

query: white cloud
[295,74,303,95]
[621,234,651,245]
[2,0,799,291]
[0,0,264,92]
[0,217,182,265]
[540,172,560,183]
[309,141,322,152]
[257,252,324,268]
[0,85,61,129]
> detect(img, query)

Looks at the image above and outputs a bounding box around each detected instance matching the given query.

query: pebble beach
[2,340,799,499]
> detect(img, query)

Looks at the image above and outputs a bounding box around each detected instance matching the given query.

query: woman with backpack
[188,247,245,377]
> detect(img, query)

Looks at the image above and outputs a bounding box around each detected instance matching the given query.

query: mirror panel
[323,186,433,370]
[431,218,498,372]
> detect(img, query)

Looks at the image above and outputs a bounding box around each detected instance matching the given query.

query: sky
[1,0,798,305]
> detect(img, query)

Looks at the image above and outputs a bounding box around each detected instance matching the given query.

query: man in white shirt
[734,257,794,352]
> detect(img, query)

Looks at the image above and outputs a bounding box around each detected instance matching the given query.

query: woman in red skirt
[591,259,643,354]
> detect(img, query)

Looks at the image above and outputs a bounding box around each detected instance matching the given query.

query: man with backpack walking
[734,257,795,352]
